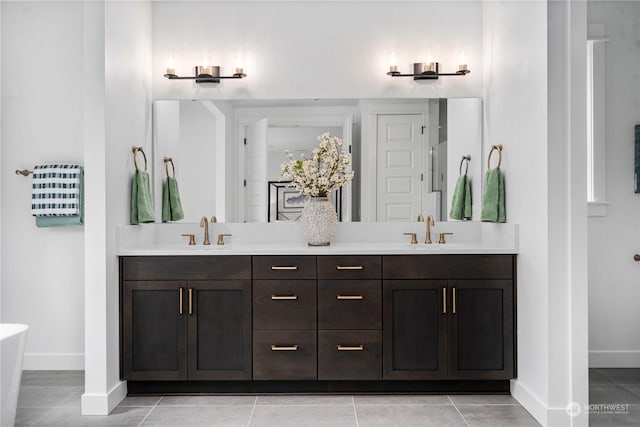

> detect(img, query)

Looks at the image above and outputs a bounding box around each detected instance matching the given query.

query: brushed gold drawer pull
[337,345,364,351]
[271,344,299,351]
[442,287,446,314]
[179,288,183,315]
[271,266,298,270]
[336,265,364,270]
[336,295,364,300]
[188,288,193,315]
[271,295,298,300]
[452,287,457,314]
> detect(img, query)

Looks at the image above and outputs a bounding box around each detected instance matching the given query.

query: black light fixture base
[163,65,247,84]
[386,62,470,80]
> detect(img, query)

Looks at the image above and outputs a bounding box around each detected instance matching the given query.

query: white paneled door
[376,114,425,221]
[244,118,268,222]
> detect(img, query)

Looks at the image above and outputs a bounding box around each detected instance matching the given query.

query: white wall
[83,0,153,415]
[588,1,640,368]
[446,98,482,221]
[153,101,218,222]
[484,2,589,426]
[152,100,180,220]
[547,2,588,425]
[483,3,550,419]
[1,1,85,370]
[151,1,483,100]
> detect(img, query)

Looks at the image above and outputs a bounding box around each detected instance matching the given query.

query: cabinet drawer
[253,256,316,280]
[318,330,382,380]
[253,280,317,329]
[317,256,381,280]
[318,280,381,330]
[121,256,251,281]
[383,255,514,280]
[253,330,317,380]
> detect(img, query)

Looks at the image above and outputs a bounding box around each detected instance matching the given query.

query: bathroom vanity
[118,225,517,394]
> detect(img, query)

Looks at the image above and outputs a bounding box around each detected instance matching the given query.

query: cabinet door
[122,281,188,380]
[383,280,448,380]
[448,280,514,379]
[187,281,252,380]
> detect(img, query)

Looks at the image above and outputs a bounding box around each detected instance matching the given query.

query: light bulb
[165,53,176,76]
[459,50,468,71]
[425,54,435,72]
[389,51,398,73]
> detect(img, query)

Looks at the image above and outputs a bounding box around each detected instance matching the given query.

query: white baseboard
[589,351,640,367]
[510,379,547,426]
[511,379,591,426]
[23,353,84,370]
[81,381,127,415]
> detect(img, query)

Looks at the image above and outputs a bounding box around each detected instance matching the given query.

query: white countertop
[117,222,518,256]
[117,242,516,256]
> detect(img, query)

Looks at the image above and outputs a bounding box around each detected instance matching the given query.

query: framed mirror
[152,98,482,223]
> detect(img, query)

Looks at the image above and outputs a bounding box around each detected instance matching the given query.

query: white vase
[299,196,337,246]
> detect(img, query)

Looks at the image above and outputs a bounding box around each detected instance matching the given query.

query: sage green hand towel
[131,170,155,224]
[162,176,184,222]
[481,167,506,223]
[450,175,472,220]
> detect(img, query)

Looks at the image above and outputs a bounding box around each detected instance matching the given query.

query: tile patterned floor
[12,370,541,426]
[589,368,640,426]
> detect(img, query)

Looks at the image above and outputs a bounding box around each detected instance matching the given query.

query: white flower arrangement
[280,132,355,197]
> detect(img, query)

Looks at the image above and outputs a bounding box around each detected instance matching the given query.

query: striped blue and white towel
[31,164,83,217]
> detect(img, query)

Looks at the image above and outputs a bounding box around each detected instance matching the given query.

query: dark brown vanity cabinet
[121,256,252,381]
[120,253,516,388]
[383,255,515,381]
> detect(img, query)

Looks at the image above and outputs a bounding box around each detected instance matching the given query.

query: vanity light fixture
[164,66,247,83]
[387,62,470,80]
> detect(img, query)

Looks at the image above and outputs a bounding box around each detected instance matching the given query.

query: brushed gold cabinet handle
[452,287,456,314]
[271,344,299,351]
[337,345,364,351]
[179,288,183,315]
[188,288,193,315]
[336,265,364,270]
[336,295,364,300]
[271,295,298,300]
[442,287,446,314]
[271,266,298,270]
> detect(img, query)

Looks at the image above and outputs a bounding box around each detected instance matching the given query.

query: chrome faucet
[425,215,435,244]
[200,216,211,245]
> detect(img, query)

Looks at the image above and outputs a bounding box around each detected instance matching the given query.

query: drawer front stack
[317,256,382,380]
[252,256,317,380]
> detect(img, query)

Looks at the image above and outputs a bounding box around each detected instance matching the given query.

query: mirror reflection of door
[376,114,425,221]
[243,118,268,222]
